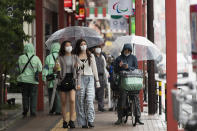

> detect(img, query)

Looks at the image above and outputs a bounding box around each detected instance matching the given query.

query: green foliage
[0,0,35,105]
[0,0,35,72]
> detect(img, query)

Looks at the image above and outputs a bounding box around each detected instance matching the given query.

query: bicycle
[123,90,140,126]
[173,82,197,131]
[116,69,143,126]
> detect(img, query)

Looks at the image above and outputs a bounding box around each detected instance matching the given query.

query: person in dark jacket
[93,46,107,112]
[114,43,144,126]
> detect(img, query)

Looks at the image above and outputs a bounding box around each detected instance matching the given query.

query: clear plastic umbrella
[45,26,104,49]
[111,35,162,61]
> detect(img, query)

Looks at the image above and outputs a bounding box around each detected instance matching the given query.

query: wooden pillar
[135,0,144,112]
[66,12,70,27]
[71,13,75,26]
[36,0,44,111]
[59,0,65,29]
[165,0,178,130]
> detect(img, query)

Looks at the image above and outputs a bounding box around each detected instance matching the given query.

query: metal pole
[159,81,162,115]
[165,83,167,121]
[165,0,178,129]
[147,0,157,115]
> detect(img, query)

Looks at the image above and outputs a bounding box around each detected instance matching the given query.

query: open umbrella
[111,35,162,61]
[45,26,104,49]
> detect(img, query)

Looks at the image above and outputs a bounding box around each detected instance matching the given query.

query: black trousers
[117,88,141,119]
[20,82,38,115]
[95,75,106,110]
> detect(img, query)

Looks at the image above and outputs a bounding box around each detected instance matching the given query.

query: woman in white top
[73,39,100,128]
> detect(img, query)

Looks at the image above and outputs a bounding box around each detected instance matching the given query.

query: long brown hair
[73,39,91,65]
[59,40,72,56]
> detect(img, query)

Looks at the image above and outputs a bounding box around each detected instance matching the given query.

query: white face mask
[124,53,130,57]
[65,46,72,53]
[95,48,101,54]
[80,45,87,51]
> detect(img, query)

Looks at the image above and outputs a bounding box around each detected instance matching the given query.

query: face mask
[124,53,130,57]
[65,46,72,53]
[80,45,87,51]
[95,48,101,54]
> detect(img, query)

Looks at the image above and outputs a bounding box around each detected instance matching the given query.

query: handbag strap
[52,53,56,62]
[26,54,36,72]
[21,54,34,73]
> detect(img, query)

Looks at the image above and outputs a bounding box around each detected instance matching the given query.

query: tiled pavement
[51,107,167,131]
[5,93,167,131]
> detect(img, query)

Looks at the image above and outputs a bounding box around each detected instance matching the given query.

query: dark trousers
[21,83,38,115]
[117,89,141,119]
[95,75,106,110]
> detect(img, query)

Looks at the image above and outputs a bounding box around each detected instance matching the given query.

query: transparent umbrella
[111,35,162,61]
[45,26,104,49]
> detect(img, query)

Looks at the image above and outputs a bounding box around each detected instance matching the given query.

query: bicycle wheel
[131,97,136,126]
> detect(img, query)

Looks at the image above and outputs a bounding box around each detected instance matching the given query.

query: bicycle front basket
[119,70,143,91]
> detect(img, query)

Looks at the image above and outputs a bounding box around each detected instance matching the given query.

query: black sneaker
[22,112,27,118]
[115,119,122,125]
[55,112,61,115]
[63,121,68,128]
[88,122,94,128]
[30,113,36,117]
[49,110,54,115]
[98,108,106,112]
[69,120,75,128]
[82,125,88,128]
[109,107,113,111]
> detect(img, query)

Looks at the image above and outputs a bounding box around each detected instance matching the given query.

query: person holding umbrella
[73,39,100,128]
[42,42,61,115]
[54,41,80,129]
[114,43,144,126]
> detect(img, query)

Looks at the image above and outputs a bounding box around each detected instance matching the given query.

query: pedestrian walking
[93,46,107,112]
[17,43,42,117]
[73,39,100,128]
[42,42,61,115]
[54,41,80,128]
[114,43,144,126]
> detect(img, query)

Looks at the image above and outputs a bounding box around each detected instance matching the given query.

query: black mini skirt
[57,73,76,92]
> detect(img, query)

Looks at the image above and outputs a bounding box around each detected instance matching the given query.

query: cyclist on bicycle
[114,43,144,126]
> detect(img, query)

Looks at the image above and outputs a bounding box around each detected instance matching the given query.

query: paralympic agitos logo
[113,1,129,13]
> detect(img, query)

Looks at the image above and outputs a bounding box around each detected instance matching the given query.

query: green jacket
[17,43,42,85]
[42,43,60,88]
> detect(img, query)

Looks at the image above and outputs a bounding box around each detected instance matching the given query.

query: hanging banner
[190,5,197,59]
[110,17,128,31]
[108,0,133,15]
[79,8,85,18]
[64,0,72,8]
[79,0,84,5]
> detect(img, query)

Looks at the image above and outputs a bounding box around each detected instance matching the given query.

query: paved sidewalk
[5,93,61,131]
[4,93,167,131]
[52,107,167,131]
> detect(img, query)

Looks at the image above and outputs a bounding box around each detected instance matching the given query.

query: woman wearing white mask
[55,41,80,129]
[73,39,100,128]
